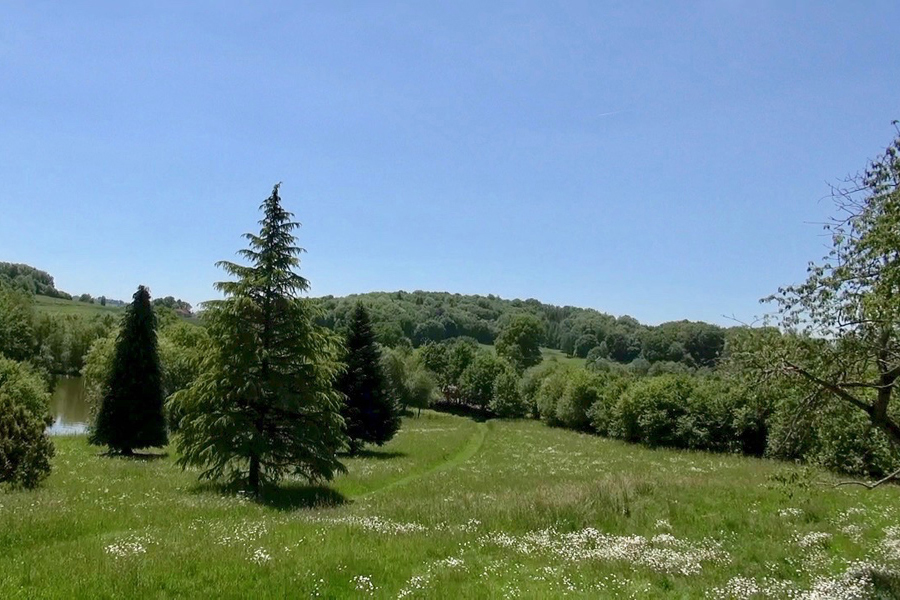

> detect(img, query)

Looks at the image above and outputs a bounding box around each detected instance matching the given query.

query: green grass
[477,344,586,368]
[2,412,899,598]
[34,295,123,317]
[539,346,587,368]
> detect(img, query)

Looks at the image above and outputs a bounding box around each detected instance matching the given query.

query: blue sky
[1,1,898,325]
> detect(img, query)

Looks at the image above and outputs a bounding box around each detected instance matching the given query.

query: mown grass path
[355,421,489,500]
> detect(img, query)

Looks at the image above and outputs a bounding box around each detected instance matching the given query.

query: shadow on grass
[343,449,407,460]
[430,401,493,423]
[258,484,347,511]
[190,481,347,511]
[871,569,900,596]
[100,451,169,461]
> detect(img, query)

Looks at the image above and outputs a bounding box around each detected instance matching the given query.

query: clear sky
[1,2,898,325]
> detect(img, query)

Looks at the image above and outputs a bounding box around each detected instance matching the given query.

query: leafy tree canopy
[740,126,900,460]
[495,314,544,371]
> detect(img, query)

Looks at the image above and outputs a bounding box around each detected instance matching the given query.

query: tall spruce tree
[90,285,167,455]
[339,303,400,453]
[171,183,346,495]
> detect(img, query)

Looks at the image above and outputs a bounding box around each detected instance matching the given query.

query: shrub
[458,351,507,410]
[585,357,627,375]
[520,361,566,418]
[585,344,607,363]
[766,389,900,478]
[611,375,694,446]
[627,357,651,376]
[586,372,632,436]
[807,402,898,477]
[33,313,116,375]
[677,378,739,452]
[535,367,572,426]
[555,370,602,430]
[407,368,437,415]
[158,321,208,397]
[0,357,54,488]
[490,365,525,418]
[0,286,35,362]
[647,360,690,377]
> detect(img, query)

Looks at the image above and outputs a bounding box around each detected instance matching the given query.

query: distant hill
[316,291,729,367]
[5,259,728,368]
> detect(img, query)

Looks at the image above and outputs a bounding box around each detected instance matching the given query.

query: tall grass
[1,412,898,598]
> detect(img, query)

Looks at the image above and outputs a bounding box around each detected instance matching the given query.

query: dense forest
[316,291,728,369]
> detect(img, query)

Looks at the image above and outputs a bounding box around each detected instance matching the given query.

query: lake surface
[49,376,89,435]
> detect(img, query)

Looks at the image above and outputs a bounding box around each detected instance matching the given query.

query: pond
[49,376,89,435]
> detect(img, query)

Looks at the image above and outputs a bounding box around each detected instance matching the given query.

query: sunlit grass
[2,412,899,598]
[34,295,123,317]
[477,343,586,368]
[539,347,586,368]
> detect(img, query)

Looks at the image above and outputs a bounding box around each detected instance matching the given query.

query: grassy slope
[2,413,899,599]
[34,295,123,317]
[478,344,587,368]
[540,346,586,368]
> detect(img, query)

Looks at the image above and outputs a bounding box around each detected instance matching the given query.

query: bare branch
[835,467,900,489]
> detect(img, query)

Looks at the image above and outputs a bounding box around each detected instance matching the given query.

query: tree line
[0,262,67,299]
[315,292,728,369]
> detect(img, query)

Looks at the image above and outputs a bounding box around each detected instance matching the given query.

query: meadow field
[2,412,899,599]
[34,295,123,317]
[477,344,587,368]
[539,347,587,368]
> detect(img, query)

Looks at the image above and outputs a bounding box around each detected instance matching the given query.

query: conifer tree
[171,183,346,495]
[90,285,167,455]
[338,303,400,453]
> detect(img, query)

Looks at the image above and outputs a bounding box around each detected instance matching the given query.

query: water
[49,376,89,435]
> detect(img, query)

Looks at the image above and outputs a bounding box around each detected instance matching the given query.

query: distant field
[3,412,898,598]
[34,295,123,317]
[477,344,586,368]
[539,346,586,367]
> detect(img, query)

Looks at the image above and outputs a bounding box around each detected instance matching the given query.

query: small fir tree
[338,303,400,452]
[171,183,346,495]
[90,285,167,455]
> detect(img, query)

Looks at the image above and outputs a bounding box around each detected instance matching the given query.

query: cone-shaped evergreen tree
[90,285,167,455]
[338,303,401,453]
[171,183,346,496]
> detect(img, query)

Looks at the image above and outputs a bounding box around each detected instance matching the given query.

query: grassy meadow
[540,346,587,368]
[34,295,123,317]
[2,412,900,599]
[476,344,587,368]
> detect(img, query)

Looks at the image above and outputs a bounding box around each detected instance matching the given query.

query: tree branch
[835,467,900,489]
[781,360,873,414]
